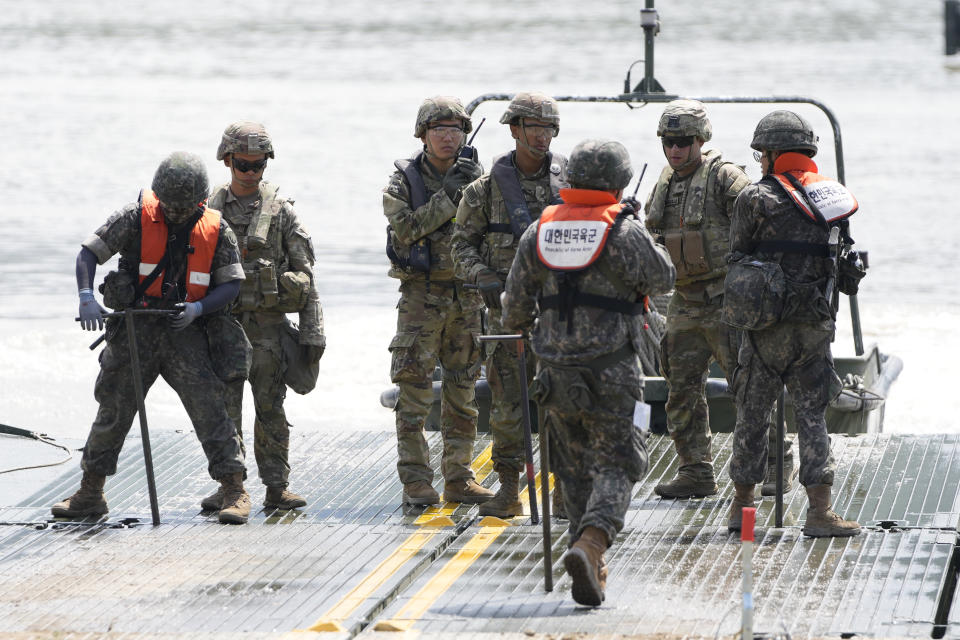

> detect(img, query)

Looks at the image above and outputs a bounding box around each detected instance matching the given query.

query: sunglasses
[521,121,559,138]
[232,157,268,173]
[662,136,695,149]
[426,124,465,138]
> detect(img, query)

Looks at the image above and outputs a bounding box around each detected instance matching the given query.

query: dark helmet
[216,121,275,160]
[151,151,209,210]
[566,138,634,191]
[414,96,472,138]
[751,110,818,156]
[657,99,712,142]
[499,91,560,133]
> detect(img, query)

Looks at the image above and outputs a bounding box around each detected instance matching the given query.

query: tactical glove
[78,288,106,331]
[475,269,503,310]
[442,158,482,202]
[172,301,203,331]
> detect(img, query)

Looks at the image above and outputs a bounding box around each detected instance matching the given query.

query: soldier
[452,91,569,518]
[502,139,675,606]
[384,97,493,505]
[54,151,251,525]
[725,111,861,537]
[644,99,790,499]
[198,122,325,512]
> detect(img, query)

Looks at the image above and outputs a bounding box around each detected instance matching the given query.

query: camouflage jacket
[452,151,568,284]
[730,177,836,328]
[208,182,324,346]
[644,150,749,298]
[502,198,675,366]
[82,199,244,302]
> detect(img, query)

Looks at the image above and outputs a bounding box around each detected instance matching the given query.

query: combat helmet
[217,121,275,160]
[499,92,560,133]
[414,96,472,138]
[751,110,818,156]
[566,139,633,191]
[657,99,712,142]
[151,151,209,211]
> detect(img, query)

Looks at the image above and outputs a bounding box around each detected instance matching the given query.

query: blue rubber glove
[78,288,106,331]
[171,301,203,331]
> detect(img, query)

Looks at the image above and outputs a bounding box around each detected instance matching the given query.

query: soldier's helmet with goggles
[657,99,712,142]
[499,91,560,134]
[566,139,634,191]
[750,110,818,157]
[216,121,275,161]
[151,151,209,212]
[414,96,472,138]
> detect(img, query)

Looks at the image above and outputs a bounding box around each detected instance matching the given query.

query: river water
[0,0,958,471]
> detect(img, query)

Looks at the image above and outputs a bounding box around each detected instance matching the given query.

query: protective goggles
[520,121,559,138]
[426,124,466,138]
[661,136,695,149]
[232,157,268,173]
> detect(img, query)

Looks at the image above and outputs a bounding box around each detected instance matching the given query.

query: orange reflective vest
[536,189,622,271]
[139,190,221,302]
[770,152,858,224]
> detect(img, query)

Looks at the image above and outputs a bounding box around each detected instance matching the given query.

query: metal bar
[539,408,553,592]
[775,390,785,528]
[850,294,865,356]
[124,308,161,526]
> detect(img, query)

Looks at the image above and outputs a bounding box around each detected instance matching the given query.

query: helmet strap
[515,121,548,160]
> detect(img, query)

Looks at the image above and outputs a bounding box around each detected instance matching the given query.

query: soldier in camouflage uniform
[384,97,493,505]
[53,152,251,525]
[644,100,790,499]
[726,111,860,537]
[503,139,674,606]
[198,122,325,512]
[452,92,569,518]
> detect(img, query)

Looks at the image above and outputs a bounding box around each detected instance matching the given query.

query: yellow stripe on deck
[373,470,552,632]
[303,443,493,633]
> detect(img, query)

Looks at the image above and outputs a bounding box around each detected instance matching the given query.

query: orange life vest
[770,152,858,224]
[536,189,622,271]
[139,190,221,302]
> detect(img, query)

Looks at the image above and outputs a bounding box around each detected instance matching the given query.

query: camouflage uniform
[79,202,246,479]
[452,152,568,476]
[207,181,324,490]
[385,153,485,487]
[502,139,675,546]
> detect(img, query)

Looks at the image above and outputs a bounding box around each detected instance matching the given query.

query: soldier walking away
[725,111,861,537]
[54,152,251,525]
[384,97,493,506]
[644,100,792,499]
[452,92,569,518]
[502,139,675,605]
[200,122,326,512]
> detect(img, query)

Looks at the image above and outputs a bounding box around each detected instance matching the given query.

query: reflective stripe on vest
[536,189,620,270]
[139,189,221,302]
[770,152,858,224]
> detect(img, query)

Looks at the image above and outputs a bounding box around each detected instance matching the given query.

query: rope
[0,423,74,475]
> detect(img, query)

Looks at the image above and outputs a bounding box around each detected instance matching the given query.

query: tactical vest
[139,190,220,302]
[208,182,301,312]
[483,151,567,273]
[385,153,432,273]
[645,150,733,287]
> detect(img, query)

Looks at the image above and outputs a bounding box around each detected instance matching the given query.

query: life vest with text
[139,189,221,302]
[769,152,858,224]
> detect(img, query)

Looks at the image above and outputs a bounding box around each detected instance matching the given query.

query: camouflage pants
[533,358,648,545]
[81,316,245,480]
[729,323,841,487]
[389,280,483,485]
[486,306,536,475]
[225,312,291,488]
[661,292,783,471]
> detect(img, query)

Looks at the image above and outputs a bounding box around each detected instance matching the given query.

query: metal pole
[540,408,553,592]
[775,389,785,528]
[849,294,865,356]
[124,308,161,526]
[741,507,756,640]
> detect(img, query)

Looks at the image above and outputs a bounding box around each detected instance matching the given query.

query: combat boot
[478,471,523,517]
[218,472,251,525]
[727,483,756,533]
[655,464,718,499]
[563,526,608,606]
[51,472,108,518]
[199,486,223,511]
[443,478,494,504]
[264,486,307,509]
[803,484,861,537]
[402,480,440,505]
[552,479,567,520]
[761,451,795,496]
